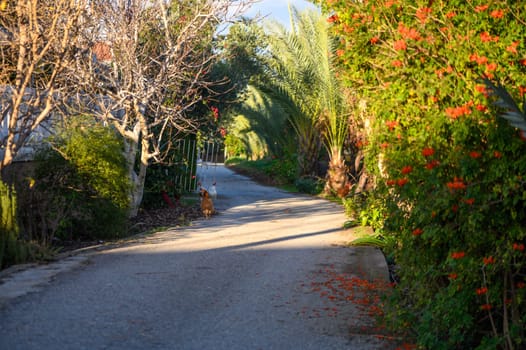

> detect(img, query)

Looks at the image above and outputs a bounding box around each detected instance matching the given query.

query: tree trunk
[122,130,147,218]
[324,147,349,198]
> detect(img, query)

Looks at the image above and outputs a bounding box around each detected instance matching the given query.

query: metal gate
[170,139,223,193]
[196,141,223,192]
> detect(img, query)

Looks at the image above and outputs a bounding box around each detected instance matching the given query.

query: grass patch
[225,157,297,188]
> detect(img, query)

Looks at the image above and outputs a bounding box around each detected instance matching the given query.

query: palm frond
[483,77,526,132]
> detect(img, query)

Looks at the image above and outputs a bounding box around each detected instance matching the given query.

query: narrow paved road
[0,165,391,349]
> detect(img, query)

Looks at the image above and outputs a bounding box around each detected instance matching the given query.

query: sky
[243,0,320,29]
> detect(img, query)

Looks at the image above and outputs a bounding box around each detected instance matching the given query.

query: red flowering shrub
[319,0,526,348]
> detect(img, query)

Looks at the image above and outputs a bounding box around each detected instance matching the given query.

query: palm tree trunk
[324,146,349,198]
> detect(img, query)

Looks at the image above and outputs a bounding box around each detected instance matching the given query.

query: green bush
[322,0,526,348]
[32,116,130,242]
[0,180,19,268]
[0,180,52,269]
[295,176,324,195]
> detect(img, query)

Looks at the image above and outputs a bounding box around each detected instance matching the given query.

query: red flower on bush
[327,14,339,23]
[401,165,413,174]
[475,84,490,96]
[483,256,495,265]
[519,86,526,97]
[490,9,504,18]
[448,273,458,280]
[469,151,481,159]
[447,177,467,191]
[370,36,379,44]
[336,49,345,57]
[481,304,492,311]
[476,104,488,112]
[475,5,489,12]
[513,243,525,252]
[386,120,398,130]
[445,11,456,18]
[391,59,403,67]
[211,106,219,120]
[506,41,519,54]
[412,228,423,236]
[422,147,435,157]
[397,178,409,187]
[480,31,492,42]
[415,7,432,24]
[476,287,488,295]
[394,39,407,51]
[463,198,475,205]
[445,104,472,119]
[493,151,502,158]
[517,282,526,289]
[380,142,389,149]
[425,160,440,170]
[386,179,396,186]
[398,23,421,40]
[451,251,466,259]
[485,62,498,72]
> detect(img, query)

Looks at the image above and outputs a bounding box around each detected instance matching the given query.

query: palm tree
[262,7,349,196]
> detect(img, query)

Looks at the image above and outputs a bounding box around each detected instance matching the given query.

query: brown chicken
[200,188,215,219]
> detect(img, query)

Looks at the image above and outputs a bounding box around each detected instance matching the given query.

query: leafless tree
[0,0,86,169]
[72,0,255,216]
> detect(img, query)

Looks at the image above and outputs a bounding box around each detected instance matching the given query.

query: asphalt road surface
[0,164,391,350]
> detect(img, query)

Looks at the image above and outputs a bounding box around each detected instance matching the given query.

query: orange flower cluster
[463,198,475,205]
[447,177,467,191]
[392,59,403,67]
[435,65,453,78]
[415,7,432,24]
[398,23,421,41]
[469,151,482,159]
[397,178,409,187]
[393,39,407,51]
[490,9,504,18]
[451,251,466,259]
[422,147,435,157]
[476,287,488,295]
[483,256,495,265]
[401,165,413,174]
[425,160,440,170]
[327,14,339,23]
[480,31,499,43]
[475,5,489,12]
[385,120,398,130]
[507,41,519,54]
[481,304,492,311]
[412,228,423,236]
[475,84,490,97]
[476,104,488,112]
[445,104,472,119]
